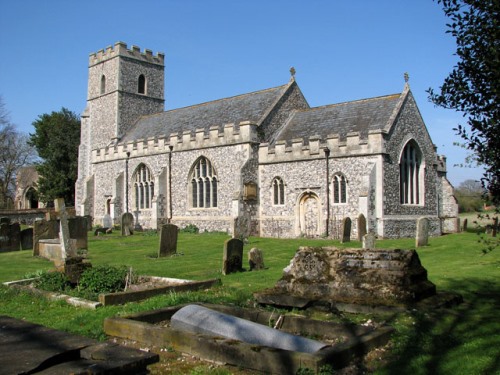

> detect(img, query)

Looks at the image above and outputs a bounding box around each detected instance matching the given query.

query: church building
[76,42,458,239]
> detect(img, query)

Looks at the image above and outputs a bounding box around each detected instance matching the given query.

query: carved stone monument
[121,213,134,236]
[362,232,376,250]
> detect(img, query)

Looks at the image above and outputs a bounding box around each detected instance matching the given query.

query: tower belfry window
[138,74,146,94]
[100,75,106,95]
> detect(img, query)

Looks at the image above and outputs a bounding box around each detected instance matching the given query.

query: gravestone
[462,218,468,232]
[493,217,498,237]
[20,228,34,250]
[248,247,264,271]
[222,238,244,275]
[33,218,59,256]
[0,222,20,252]
[255,246,437,307]
[171,305,327,354]
[68,216,88,250]
[54,198,77,259]
[121,212,134,236]
[341,217,351,243]
[103,214,112,229]
[158,223,178,257]
[0,217,10,225]
[362,232,376,249]
[357,214,367,241]
[83,215,93,231]
[416,217,429,247]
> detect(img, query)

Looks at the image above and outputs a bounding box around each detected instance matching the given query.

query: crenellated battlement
[89,41,164,67]
[436,154,447,173]
[92,121,258,163]
[259,130,386,163]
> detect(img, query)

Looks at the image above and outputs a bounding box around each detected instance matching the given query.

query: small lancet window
[100,75,106,95]
[272,177,285,205]
[332,173,347,204]
[138,74,146,94]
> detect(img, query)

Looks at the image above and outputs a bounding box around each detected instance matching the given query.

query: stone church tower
[76,42,165,214]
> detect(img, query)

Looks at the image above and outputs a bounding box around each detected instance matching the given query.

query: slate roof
[121,83,290,142]
[274,93,402,143]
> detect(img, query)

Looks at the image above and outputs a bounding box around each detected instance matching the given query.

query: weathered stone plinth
[255,246,437,309]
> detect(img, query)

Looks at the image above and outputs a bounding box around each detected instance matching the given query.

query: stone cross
[54,198,76,258]
[416,217,429,247]
[341,217,351,243]
[222,238,243,275]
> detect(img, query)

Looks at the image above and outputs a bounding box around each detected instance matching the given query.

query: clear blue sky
[0,0,484,186]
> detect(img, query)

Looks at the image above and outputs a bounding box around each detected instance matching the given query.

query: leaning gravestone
[248,247,264,270]
[222,238,243,275]
[462,218,468,232]
[121,213,134,236]
[357,214,367,241]
[158,223,178,257]
[416,217,429,247]
[341,217,351,243]
[20,228,34,250]
[362,232,376,249]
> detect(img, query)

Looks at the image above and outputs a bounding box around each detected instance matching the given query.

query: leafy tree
[0,96,37,208]
[29,108,80,206]
[428,0,500,207]
[454,179,487,212]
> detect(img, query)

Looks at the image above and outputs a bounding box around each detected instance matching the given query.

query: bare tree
[0,96,37,208]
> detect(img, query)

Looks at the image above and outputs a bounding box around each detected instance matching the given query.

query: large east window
[134,164,154,209]
[400,141,423,205]
[190,157,217,208]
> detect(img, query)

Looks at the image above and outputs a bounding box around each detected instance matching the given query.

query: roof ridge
[303,93,401,112]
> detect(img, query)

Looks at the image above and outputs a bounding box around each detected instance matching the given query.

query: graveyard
[0,218,499,373]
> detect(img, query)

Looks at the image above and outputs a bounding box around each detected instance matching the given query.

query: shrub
[78,265,127,295]
[181,224,199,234]
[34,271,71,292]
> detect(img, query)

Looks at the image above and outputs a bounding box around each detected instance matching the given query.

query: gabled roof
[121,83,291,142]
[274,91,404,143]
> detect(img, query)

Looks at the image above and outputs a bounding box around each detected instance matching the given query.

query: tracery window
[332,173,347,204]
[400,141,423,205]
[133,164,154,210]
[138,74,146,94]
[100,75,106,95]
[190,157,217,208]
[272,177,285,205]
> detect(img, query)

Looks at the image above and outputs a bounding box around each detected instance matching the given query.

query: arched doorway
[25,187,38,209]
[297,191,321,237]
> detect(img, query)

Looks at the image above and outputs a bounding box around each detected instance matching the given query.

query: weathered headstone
[0,222,20,252]
[462,218,468,232]
[341,217,351,243]
[54,198,77,259]
[362,232,376,249]
[357,214,367,241]
[68,216,88,250]
[33,218,59,256]
[20,228,34,250]
[248,247,264,270]
[158,223,178,257]
[83,215,93,231]
[102,214,112,229]
[222,238,243,275]
[416,217,429,247]
[493,217,498,238]
[121,212,134,236]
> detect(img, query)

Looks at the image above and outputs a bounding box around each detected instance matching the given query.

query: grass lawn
[0,230,499,374]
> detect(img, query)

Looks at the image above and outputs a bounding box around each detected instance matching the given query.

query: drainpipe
[168,145,173,223]
[324,147,331,237]
[125,151,130,213]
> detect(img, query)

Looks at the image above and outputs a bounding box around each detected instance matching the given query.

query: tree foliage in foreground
[29,108,80,206]
[0,96,37,208]
[428,0,500,207]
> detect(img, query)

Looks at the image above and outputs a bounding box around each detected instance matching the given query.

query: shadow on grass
[382,278,500,375]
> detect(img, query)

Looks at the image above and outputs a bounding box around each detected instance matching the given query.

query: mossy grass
[0,230,499,374]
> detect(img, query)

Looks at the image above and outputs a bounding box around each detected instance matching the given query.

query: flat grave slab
[104,303,394,374]
[0,315,158,374]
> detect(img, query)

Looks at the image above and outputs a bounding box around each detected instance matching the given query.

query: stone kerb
[92,122,257,164]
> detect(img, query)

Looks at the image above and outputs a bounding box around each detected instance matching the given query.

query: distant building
[14,166,43,209]
[76,42,458,239]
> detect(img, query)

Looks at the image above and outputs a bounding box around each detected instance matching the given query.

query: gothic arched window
[272,177,285,205]
[138,74,146,94]
[332,173,347,204]
[190,157,217,208]
[100,75,106,95]
[400,141,424,205]
[133,164,154,210]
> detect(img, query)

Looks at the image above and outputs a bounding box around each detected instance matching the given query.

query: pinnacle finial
[290,66,296,78]
[404,72,409,83]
